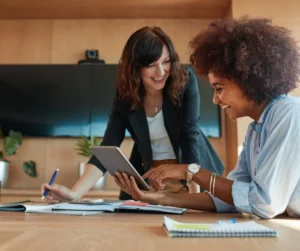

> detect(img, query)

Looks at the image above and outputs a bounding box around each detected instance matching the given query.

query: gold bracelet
[209,173,215,194]
[212,173,217,196]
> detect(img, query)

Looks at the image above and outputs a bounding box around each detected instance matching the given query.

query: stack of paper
[163,217,278,238]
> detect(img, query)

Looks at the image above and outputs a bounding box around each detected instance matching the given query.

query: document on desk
[163,216,278,238]
[0,202,53,212]
[53,202,119,212]
[118,201,186,214]
[53,200,187,214]
[0,200,186,215]
[0,202,103,216]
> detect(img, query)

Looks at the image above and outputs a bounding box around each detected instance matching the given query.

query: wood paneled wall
[0,19,215,64]
[0,18,236,190]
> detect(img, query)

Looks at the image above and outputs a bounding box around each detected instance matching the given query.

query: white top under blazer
[146,110,176,160]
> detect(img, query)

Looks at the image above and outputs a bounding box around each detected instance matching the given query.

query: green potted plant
[0,128,37,188]
[76,136,101,158]
[75,136,106,190]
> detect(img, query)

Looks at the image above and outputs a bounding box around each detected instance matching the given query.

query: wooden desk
[0,210,299,251]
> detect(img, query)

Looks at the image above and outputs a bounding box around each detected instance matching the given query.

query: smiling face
[208,72,258,121]
[140,44,171,93]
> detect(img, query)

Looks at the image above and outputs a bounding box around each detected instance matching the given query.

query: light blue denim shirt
[210,95,300,219]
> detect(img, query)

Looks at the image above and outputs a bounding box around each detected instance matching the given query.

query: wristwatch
[187,163,201,182]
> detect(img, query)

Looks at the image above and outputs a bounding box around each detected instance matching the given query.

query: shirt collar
[250,94,286,135]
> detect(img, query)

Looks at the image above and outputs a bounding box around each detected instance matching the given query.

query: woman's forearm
[159,192,216,212]
[71,164,104,200]
[192,168,234,205]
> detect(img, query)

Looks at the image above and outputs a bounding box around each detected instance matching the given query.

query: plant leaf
[9,130,22,145]
[4,137,20,155]
[75,137,92,157]
[3,130,22,156]
[23,161,37,177]
[91,136,101,146]
[75,137,102,157]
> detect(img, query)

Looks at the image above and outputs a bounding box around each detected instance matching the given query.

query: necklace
[144,93,162,116]
[144,101,161,117]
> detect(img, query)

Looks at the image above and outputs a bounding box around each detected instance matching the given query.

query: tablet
[89,146,150,191]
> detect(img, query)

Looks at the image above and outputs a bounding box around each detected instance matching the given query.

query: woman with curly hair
[115,17,300,219]
[41,26,224,201]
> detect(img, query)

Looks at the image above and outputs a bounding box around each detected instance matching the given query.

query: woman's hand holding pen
[41,183,77,203]
[142,164,188,190]
[113,172,165,204]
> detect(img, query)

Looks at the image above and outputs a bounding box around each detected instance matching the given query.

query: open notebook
[0,202,103,216]
[163,217,278,238]
[53,200,186,214]
[0,201,186,215]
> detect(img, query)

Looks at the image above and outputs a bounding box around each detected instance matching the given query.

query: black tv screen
[0,64,220,138]
[0,65,91,136]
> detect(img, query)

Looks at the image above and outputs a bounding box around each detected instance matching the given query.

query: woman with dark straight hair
[41,26,224,201]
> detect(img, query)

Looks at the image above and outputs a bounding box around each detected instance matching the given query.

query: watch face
[189,164,200,174]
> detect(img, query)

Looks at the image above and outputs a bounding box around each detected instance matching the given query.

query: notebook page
[164,216,212,231]
[24,204,56,212]
[52,202,120,212]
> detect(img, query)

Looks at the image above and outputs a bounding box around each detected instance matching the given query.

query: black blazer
[88,66,224,199]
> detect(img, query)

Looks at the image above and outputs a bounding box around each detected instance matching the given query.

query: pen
[41,168,59,200]
[217,219,237,224]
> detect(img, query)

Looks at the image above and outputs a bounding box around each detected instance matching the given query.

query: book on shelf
[163,216,278,238]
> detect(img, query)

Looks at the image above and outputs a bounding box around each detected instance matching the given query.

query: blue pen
[41,168,59,200]
[217,219,237,224]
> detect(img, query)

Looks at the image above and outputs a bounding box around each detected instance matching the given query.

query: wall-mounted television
[0,64,221,138]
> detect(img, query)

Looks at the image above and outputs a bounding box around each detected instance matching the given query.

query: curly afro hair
[189,16,300,104]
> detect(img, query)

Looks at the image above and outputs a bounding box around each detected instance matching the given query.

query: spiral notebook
[163,217,278,238]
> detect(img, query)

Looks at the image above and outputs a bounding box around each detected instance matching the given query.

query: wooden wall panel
[0,19,213,64]
[4,138,48,189]
[0,0,231,19]
[51,19,214,64]
[0,20,53,64]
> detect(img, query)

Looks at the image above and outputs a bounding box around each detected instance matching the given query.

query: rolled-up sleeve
[231,181,252,214]
[209,141,250,213]
[207,192,237,213]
